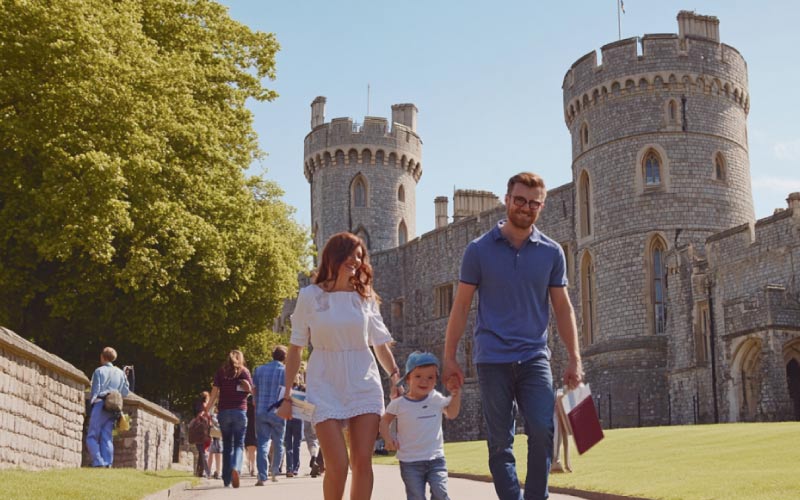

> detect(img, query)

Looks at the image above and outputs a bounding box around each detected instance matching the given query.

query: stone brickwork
[0,326,89,469]
[83,392,179,470]
[304,97,421,254]
[299,11,800,440]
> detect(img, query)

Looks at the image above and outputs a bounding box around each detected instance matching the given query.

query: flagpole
[367,84,370,116]
[617,0,621,40]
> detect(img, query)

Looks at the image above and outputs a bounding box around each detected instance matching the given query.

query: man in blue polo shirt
[444,172,583,500]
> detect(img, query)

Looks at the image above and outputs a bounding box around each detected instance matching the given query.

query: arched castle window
[668,99,678,124]
[375,150,385,165]
[348,149,358,166]
[398,184,405,202]
[648,236,667,335]
[714,153,726,181]
[352,174,367,208]
[324,152,332,167]
[644,150,662,187]
[636,145,670,194]
[398,220,408,245]
[580,251,596,346]
[335,150,345,166]
[578,170,592,238]
[362,149,372,166]
[580,122,589,150]
[388,153,397,167]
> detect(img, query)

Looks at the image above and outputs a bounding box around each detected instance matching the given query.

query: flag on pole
[620,0,625,14]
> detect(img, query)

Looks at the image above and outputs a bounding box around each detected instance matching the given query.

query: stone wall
[0,326,89,470]
[707,205,800,422]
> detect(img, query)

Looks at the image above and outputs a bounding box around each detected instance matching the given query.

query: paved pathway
[182,445,587,500]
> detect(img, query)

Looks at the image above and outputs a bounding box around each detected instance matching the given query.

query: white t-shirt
[385,390,451,462]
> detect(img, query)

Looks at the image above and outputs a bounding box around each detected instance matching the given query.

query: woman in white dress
[278,232,401,499]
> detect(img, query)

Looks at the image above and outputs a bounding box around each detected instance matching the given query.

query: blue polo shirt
[460,221,567,364]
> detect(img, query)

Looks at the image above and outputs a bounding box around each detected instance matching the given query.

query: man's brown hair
[272,345,288,362]
[507,172,546,194]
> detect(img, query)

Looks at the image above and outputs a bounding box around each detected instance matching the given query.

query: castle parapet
[303,97,423,182]
[562,12,748,128]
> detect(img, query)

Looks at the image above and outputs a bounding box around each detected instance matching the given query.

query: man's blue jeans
[399,456,450,500]
[284,418,303,474]
[218,409,247,487]
[86,402,116,467]
[477,356,554,500]
[256,410,286,481]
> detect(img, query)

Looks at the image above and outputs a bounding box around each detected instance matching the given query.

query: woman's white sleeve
[367,297,393,346]
[290,287,312,347]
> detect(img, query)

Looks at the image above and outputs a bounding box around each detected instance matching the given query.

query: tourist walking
[206,350,252,488]
[444,172,584,500]
[284,378,305,477]
[193,391,212,478]
[244,395,257,476]
[86,347,130,468]
[279,232,402,500]
[252,345,287,485]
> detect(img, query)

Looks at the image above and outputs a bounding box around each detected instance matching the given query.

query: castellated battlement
[562,11,748,128]
[303,97,422,183]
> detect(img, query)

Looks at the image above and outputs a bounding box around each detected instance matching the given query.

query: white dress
[290,284,393,425]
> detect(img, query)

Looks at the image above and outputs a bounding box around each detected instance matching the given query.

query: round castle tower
[562,12,754,425]
[303,97,422,256]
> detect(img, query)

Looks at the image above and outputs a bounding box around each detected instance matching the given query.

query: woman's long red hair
[314,232,373,299]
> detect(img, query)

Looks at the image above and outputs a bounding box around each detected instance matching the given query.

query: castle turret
[304,98,422,256]
[562,11,754,427]
[391,103,418,132]
[310,96,326,129]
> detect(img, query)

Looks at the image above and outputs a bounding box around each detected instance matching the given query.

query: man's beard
[507,210,537,230]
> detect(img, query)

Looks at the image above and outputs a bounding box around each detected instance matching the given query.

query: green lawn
[0,467,195,500]
[375,422,800,500]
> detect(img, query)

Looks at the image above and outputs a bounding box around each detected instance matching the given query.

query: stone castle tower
[303,97,422,257]
[561,11,755,425]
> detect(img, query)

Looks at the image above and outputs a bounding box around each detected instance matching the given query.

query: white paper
[560,384,592,414]
[276,387,314,421]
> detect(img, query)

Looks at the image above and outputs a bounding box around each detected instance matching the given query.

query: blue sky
[221,0,800,237]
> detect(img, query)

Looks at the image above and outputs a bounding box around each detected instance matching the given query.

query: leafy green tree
[0,0,310,404]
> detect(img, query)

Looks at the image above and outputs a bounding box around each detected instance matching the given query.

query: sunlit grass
[375,422,800,500]
[1,467,195,500]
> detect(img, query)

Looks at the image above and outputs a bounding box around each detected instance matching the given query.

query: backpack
[103,390,124,413]
[188,415,210,444]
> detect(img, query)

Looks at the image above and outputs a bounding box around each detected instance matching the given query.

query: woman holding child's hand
[279,232,401,500]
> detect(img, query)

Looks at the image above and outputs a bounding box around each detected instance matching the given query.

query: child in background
[380,352,461,500]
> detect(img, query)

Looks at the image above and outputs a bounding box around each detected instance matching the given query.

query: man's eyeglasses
[510,195,544,210]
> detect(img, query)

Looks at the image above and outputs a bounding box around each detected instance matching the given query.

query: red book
[560,384,604,455]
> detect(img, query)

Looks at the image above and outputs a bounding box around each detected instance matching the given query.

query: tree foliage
[0,0,310,404]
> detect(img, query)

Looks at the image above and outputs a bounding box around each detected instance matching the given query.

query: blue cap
[397,351,439,386]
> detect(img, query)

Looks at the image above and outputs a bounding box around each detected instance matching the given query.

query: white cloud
[772,139,800,160]
[751,176,800,192]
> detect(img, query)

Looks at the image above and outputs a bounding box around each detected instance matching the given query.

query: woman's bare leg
[347,413,380,500]
[315,419,349,500]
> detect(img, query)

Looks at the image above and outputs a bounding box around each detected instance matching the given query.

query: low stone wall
[84,393,179,470]
[0,326,90,470]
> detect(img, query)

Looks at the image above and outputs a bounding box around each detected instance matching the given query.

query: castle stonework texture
[304,96,421,254]
[301,12,800,441]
